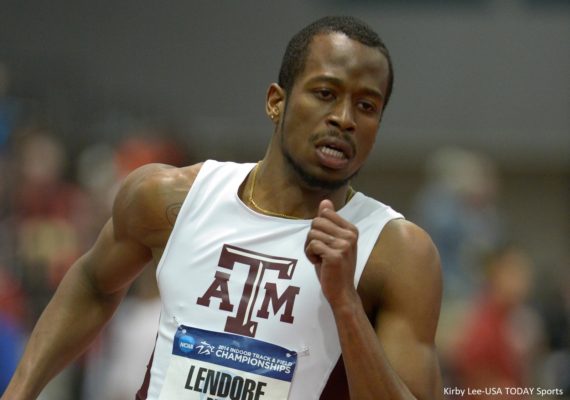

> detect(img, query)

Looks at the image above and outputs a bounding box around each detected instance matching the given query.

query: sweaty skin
[2,32,442,400]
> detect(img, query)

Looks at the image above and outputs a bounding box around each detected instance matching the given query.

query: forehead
[299,32,390,89]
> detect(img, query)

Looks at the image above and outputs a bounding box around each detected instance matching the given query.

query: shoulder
[113,162,204,247]
[374,219,440,271]
[359,219,442,317]
[114,162,203,209]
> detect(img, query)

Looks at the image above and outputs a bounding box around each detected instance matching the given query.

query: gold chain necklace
[248,161,355,219]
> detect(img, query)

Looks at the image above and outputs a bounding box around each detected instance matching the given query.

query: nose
[327,97,356,133]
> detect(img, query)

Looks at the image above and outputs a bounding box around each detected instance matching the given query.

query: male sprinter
[3,16,443,399]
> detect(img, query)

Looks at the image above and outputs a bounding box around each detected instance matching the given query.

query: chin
[283,149,355,191]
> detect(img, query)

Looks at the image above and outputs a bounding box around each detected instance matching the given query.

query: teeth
[320,146,346,159]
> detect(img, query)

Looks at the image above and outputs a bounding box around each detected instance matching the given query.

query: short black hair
[278,16,394,107]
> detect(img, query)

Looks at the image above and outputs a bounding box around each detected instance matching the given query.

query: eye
[313,88,335,101]
[357,100,378,114]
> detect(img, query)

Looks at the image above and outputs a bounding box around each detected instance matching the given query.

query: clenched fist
[305,199,360,310]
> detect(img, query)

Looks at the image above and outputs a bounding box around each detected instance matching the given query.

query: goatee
[282,146,358,191]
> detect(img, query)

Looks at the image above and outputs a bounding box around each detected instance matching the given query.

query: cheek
[356,123,379,152]
[281,102,322,143]
[288,95,329,123]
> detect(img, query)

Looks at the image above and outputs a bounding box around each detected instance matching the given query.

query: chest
[158,216,329,340]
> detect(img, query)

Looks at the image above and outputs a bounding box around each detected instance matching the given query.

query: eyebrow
[306,75,385,100]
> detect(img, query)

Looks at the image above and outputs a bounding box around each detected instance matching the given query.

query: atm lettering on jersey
[197,245,300,338]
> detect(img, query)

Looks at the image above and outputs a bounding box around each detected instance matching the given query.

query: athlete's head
[265,16,392,192]
[278,16,394,108]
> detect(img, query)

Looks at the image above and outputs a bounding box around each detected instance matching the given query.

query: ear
[265,83,285,123]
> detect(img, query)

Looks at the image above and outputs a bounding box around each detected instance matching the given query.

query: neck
[242,157,354,220]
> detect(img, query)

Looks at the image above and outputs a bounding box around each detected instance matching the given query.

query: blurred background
[0,0,568,399]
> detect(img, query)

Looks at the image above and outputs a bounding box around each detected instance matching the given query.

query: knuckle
[311,218,325,230]
[339,240,352,252]
[347,228,358,242]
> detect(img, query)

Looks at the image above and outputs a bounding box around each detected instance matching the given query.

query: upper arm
[370,220,443,400]
[79,218,152,297]
[79,163,201,296]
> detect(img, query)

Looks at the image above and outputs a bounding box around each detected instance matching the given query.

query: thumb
[318,199,335,216]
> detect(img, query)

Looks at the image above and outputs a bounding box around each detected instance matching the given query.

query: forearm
[333,300,416,400]
[3,259,126,400]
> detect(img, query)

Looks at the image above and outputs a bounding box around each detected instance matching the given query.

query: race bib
[158,325,297,400]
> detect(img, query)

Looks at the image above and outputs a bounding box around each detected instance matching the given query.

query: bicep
[375,222,443,400]
[80,218,152,297]
[77,162,199,297]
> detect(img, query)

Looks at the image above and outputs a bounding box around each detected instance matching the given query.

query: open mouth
[315,142,352,169]
[318,145,347,160]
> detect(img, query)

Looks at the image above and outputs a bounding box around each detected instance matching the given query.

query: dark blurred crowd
[0,61,568,399]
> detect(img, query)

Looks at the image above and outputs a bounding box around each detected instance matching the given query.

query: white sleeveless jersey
[141,160,403,400]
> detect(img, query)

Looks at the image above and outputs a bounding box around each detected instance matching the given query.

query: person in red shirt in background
[451,244,544,396]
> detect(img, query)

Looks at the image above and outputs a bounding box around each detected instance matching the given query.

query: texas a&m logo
[196,245,300,338]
